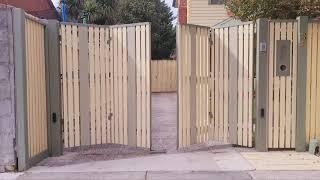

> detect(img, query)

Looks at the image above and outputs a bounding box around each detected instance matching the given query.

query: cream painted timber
[187,0,228,26]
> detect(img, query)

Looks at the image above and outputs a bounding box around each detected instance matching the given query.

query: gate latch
[260,109,265,118]
[52,113,57,123]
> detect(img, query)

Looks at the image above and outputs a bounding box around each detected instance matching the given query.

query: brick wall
[0,5,16,172]
[178,0,187,24]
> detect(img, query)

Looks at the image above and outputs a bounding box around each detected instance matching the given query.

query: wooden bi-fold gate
[177,22,255,148]
[60,22,151,149]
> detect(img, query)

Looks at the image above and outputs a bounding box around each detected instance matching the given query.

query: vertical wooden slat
[285,22,293,148]
[79,26,90,146]
[136,26,142,147]
[25,19,31,156]
[61,25,68,148]
[95,27,101,144]
[35,23,40,153]
[146,24,151,148]
[279,22,286,148]
[209,29,214,141]
[30,20,36,155]
[72,26,80,147]
[292,22,298,147]
[117,28,124,144]
[123,27,128,145]
[185,29,190,145]
[34,21,40,154]
[198,27,203,143]
[248,24,254,147]
[243,25,249,146]
[273,22,280,148]
[223,27,228,143]
[206,28,210,142]
[127,27,137,146]
[177,25,182,147]
[66,25,74,147]
[310,23,318,140]
[306,23,312,143]
[218,28,224,142]
[238,25,243,145]
[185,26,190,145]
[214,29,219,140]
[141,25,146,147]
[109,28,115,144]
[205,28,210,142]
[100,28,107,144]
[28,20,34,155]
[268,22,275,148]
[105,28,111,143]
[113,27,119,144]
[228,26,238,144]
[89,27,96,145]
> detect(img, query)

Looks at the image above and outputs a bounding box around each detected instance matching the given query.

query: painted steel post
[13,8,28,171]
[296,16,309,152]
[255,19,269,152]
[45,20,63,156]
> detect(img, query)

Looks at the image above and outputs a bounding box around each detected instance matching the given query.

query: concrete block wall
[0,5,16,172]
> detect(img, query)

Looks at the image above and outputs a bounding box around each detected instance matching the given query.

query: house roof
[0,0,59,20]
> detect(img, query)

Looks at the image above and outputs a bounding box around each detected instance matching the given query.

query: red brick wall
[178,0,187,24]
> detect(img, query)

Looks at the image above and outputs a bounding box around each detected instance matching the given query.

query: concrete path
[151,93,177,153]
[16,171,252,180]
[28,148,254,172]
[7,170,320,180]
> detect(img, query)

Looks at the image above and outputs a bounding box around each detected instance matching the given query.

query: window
[209,0,224,5]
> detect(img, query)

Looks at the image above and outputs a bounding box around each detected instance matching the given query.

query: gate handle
[52,113,57,123]
[260,109,265,118]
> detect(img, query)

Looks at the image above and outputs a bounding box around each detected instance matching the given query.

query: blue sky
[51,0,177,24]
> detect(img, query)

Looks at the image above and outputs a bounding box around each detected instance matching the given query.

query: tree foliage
[225,0,320,21]
[61,0,176,59]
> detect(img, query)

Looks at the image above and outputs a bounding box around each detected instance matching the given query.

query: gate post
[296,16,308,152]
[13,7,28,171]
[255,19,269,152]
[45,20,63,156]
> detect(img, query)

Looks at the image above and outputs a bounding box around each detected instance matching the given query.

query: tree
[61,0,176,59]
[119,0,176,59]
[225,0,320,21]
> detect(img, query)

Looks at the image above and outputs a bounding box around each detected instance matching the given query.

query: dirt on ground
[37,93,249,167]
[37,144,152,167]
[38,93,178,167]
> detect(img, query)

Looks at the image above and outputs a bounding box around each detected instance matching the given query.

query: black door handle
[52,113,57,123]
